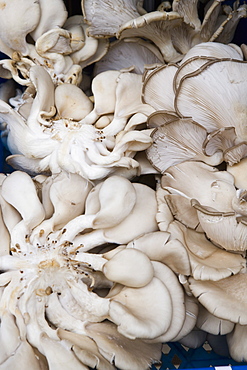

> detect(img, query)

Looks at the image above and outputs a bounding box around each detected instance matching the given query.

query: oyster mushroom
[189,273,247,325]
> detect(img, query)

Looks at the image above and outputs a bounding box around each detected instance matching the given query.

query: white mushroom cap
[168,220,246,281]
[227,323,247,362]
[0,0,40,55]
[175,59,247,139]
[1,171,45,231]
[55,83,93,121]
[142,64,177,112]
[30,0,68,41]
[189,273,247,325]
[94,38,163,76]
[146,116,223,173]
[85,321,162,370]
[102,248,154,287]
[127,231,191,275]
[109,276,173,339]
[197,304,234,335]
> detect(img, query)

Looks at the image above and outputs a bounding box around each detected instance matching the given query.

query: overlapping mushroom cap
[0,171,199,369]
[0,0,247,366]
[0,64,154,181]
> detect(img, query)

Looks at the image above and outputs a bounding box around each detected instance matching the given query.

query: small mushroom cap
[1,171,45,229]
[103,183,158,244]
[102,248,154,288]
[150,261,186,343]
[192,199,247,252]
[146,116,223,173]
[168,220,246,281]
[172,294,198,342]
[92,176,137,229]
[55,83,93,121]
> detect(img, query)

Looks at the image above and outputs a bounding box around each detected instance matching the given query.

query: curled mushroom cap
[168,220,246,281]
[108,275,173,340]
[0,0,40,55]
[189,273,247,325]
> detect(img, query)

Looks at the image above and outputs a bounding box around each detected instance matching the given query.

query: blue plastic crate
[151,342,247,370]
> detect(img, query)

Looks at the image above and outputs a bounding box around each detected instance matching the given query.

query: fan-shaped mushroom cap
[150,261,186,342]
[127,231,190,275]
[82,0,141,38]
[142,64,177,112]
[118,11,184,62]
[162,161,236,214]
[109,276,173,340]
[192,199,247,252]
[85,321,162,370]
[94,38,163,75]
[168,220,246,280]
[70,182,158,249]
[189,273,247,325]
[197,304,234,335]
[146,116,223,173]
[0,0,40,55]
[175,59,247,140]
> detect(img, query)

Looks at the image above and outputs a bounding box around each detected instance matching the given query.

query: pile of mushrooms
[0,0,247,368]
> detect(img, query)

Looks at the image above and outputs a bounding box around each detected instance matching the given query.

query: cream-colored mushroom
[85,321,162,370]
[196,304,234,335]
[30,0,68,41]
[127,231,191,275]
[0,0,40,56]
[55,83,93,121]
[94,38,163,76]
[82,0,141,38]
[168,220,246,280]
[146,116,223,173]
[189,273,247,325]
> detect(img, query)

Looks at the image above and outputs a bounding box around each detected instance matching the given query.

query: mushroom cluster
[0,0,247,368]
